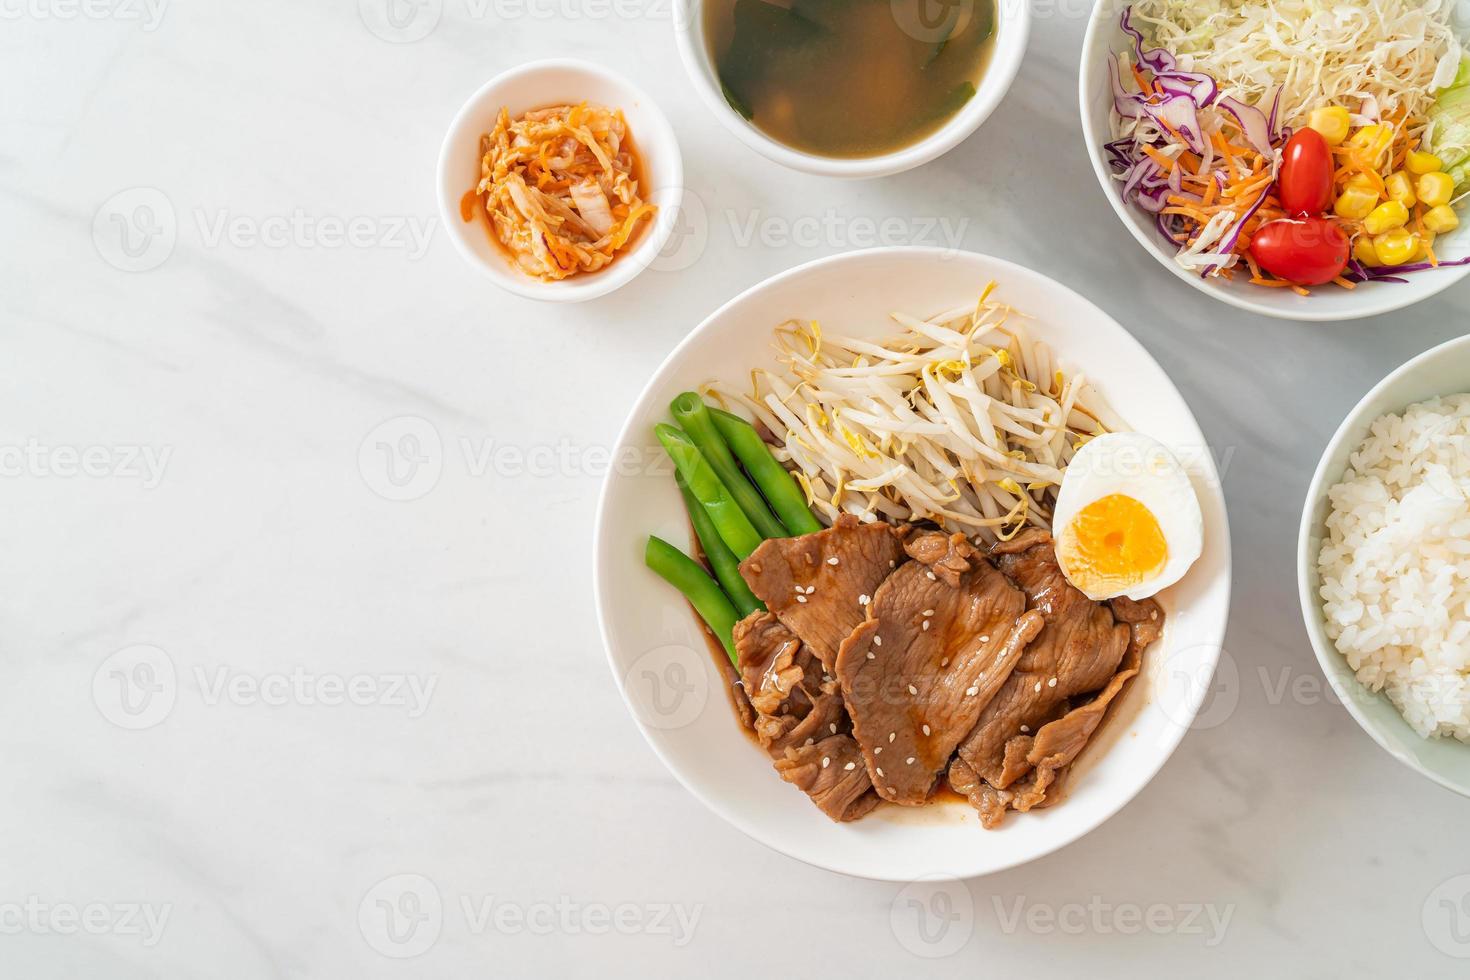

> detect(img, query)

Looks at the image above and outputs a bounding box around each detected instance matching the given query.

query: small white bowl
[594,247,1232,879]
[1298,334,1470,797]
[673,0,1030,179]
[437,59,683,303]
[1078,1,1470,321]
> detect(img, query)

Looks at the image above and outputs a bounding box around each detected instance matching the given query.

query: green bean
[670,392,788,540]
[709,407,824,535]
[655,423,763,559]
[677,471,764,618]
[644,535,739,663]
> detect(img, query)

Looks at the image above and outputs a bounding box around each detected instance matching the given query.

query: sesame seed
[965,686,978,696]
[1048,677,1057,688]
[906,757,915,765]
[1034,681,1042,692]
[922,609,935,617]
[979,635,989,643]
[821,756,830,768]
[875,746,882,754]
[1020,725,1030,733]
[889,560,897,568]
[844,762,855,770]
[908,684,918,695]
[888,732,896,743]
[940,658,949,667]
[866,651,875,660]
[873,635,882,647]
[805,738,814,746]
[922,724,931,736]
[926,571,936,581]
[830,723,837,734]
[793,585,804,594]
[827,556,839,565]
[875,767,884,777]
[858,594,870,606]
[1150,610,1158,619]
[796,595,807,603]
[805,585,815,594]
[922,620,930,631]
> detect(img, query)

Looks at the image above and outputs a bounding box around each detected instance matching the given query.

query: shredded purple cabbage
[1345,254,1470,283]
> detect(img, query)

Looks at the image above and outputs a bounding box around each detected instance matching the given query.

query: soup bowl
[673,0,1030,179]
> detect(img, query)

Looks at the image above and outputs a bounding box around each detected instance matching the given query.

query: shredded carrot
[1332,276,1357,289]
[468,103,656,282]
[1143,145,1177,171]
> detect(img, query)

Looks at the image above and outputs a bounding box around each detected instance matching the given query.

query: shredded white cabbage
[706,291,1125,543]
[1129,0,1467,129]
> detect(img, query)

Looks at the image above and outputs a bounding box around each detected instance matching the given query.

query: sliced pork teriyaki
[834,531,1042,806]
[645,349,1198,832]
[739,514,906,671]
[954,530,1132,786]
[949,529,1162,828]
[733,612,879,821]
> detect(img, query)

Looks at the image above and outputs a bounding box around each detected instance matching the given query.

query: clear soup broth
[705,0,997,159]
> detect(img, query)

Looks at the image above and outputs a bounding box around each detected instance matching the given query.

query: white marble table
[6,1,1470,976]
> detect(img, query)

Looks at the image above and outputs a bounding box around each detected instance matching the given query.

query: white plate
[593,247,1232,880]
[1077,1,1470,322]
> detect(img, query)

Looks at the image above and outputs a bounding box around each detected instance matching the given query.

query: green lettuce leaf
[1429,57,1470,189]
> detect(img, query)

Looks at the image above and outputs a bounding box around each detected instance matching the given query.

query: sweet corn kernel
[1372,229,1417,266]
[1385,171,1417,207]
[1345,173,1380,195]
[1352,236,1380,266]
[1406,150,1443,175]
[1334,187,1379,220]
[1351,124,1393,159]
[1307,106,1351,146]
[1424,204,1461,234]
[1363,200,1409,234]
[1418,171,1456,208]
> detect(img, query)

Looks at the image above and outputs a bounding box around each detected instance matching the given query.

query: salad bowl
[593,247,1232,880]
[1078,1,1470,321]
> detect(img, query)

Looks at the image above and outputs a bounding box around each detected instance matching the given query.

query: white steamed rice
[1318,394,1470,740]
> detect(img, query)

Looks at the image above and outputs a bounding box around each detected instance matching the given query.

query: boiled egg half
[1051,432,1202,601]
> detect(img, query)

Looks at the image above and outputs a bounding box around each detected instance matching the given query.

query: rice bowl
[1318,395,1470,740]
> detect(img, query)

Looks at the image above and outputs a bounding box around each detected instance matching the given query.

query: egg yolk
[1057,494,1168,596]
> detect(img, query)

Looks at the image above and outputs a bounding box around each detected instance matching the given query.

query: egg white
[1051,431,1203,601]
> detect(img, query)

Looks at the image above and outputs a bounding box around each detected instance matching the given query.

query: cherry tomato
[1248,217,1349,285]
[1278,128,1334,217]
